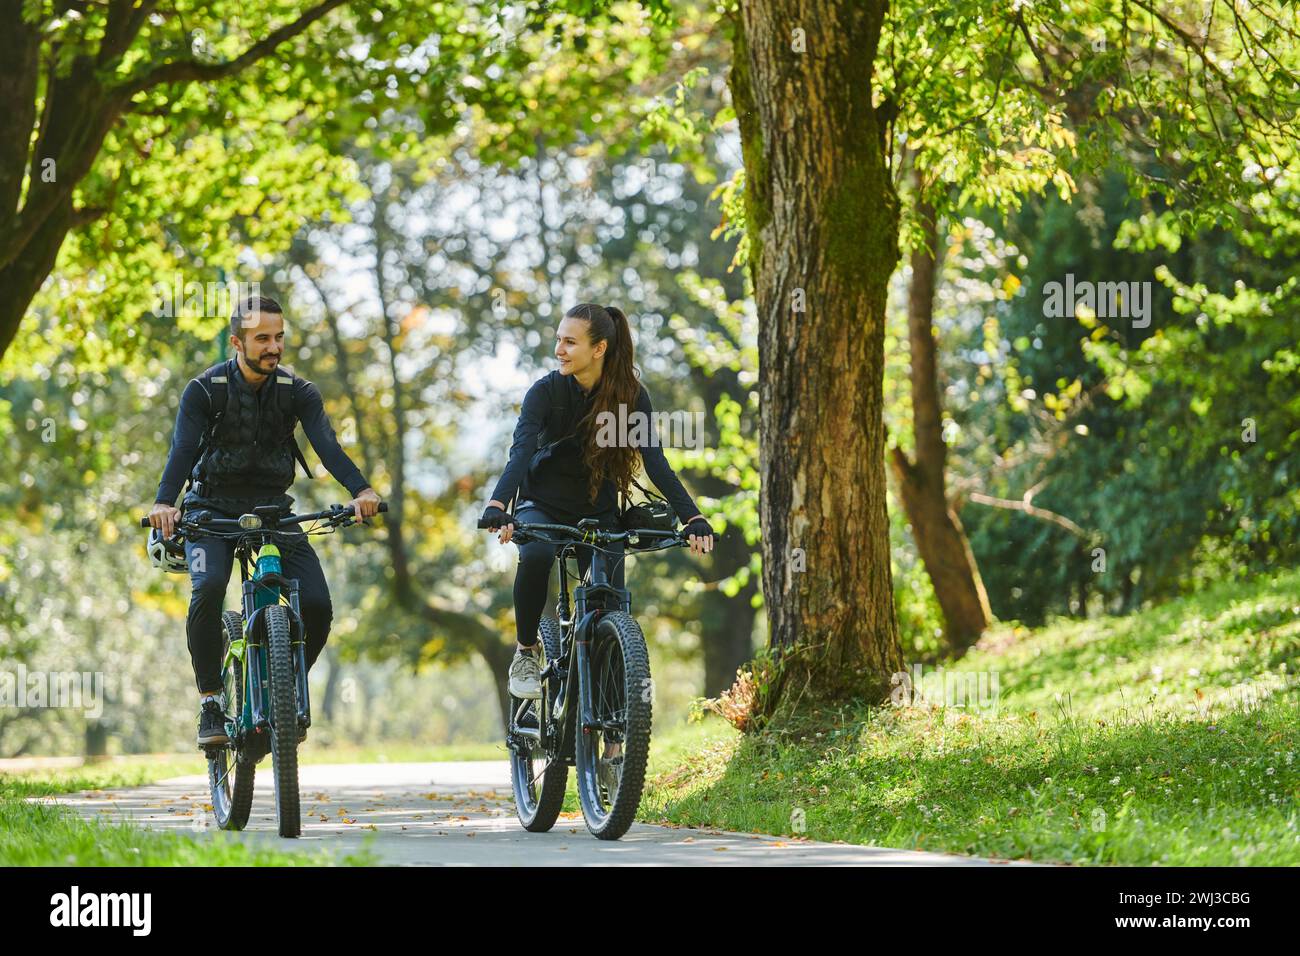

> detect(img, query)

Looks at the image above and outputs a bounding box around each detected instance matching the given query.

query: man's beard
[244,353,280,374]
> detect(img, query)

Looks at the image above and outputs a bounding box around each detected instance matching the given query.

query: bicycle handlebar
[141,502,387,530]
[476,518,689,549]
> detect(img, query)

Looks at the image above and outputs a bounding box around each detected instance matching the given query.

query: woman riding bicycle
[480,303,714,701]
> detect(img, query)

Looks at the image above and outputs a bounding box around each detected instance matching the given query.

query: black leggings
[513,503,624,647]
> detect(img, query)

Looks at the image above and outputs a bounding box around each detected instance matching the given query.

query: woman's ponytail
[565,302,641,505]
[603,305,636,386]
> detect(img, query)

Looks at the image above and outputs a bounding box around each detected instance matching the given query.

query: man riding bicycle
[145,295,380,747]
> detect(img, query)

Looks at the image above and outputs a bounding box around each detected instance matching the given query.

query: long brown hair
[567,303,641,505]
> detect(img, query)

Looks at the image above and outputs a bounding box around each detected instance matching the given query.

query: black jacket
[490,370,701,524]
[154,359,369,516]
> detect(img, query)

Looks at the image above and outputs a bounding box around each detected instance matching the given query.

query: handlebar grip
[477,517,494,529]
[140,517,150,528]
[378,502,388,513]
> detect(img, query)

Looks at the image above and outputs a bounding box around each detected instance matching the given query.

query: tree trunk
[729,0,905,720]
[0,200,75,357]
[320,648,343,723]
[84,721,110,760]
[888,179,992,653]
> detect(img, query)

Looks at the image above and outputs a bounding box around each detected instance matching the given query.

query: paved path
[43,762,1026,866]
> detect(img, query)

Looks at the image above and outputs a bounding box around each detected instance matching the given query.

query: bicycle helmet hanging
[147,527,189,573]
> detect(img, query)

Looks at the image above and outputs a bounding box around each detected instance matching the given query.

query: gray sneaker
[508,647,542,699]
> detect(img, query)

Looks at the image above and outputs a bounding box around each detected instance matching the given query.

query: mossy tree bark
[728,0,905,719]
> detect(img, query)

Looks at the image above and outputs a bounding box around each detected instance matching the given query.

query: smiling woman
[480,302,715,701]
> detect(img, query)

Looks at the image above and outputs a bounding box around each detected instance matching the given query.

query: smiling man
[145,295,380,746]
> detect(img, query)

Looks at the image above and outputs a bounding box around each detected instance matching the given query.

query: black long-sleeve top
[154,365,370,505]
[490,371,701,523]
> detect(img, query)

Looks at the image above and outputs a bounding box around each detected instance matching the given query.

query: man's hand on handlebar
[147,502,182,538]
[348,487,382,523]
[481,500,515,544]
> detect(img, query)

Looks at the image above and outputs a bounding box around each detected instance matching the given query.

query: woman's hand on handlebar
[684,515,714,557]
[482,500,515,544]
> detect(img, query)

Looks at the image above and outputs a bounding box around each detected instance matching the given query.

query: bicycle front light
[238,514,263,530]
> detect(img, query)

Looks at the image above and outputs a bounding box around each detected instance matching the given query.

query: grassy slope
[641,568,1300,865]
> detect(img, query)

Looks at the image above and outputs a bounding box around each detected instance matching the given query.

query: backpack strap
[619,477,667,514]
[184,361,233,494]
[274,364,314,479]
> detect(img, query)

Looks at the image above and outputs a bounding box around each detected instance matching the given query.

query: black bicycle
[477,516,688,840]
[141,502,385,837]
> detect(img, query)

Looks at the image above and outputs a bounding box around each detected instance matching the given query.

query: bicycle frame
[534,525,632,764]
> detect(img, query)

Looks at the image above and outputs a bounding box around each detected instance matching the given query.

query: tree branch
[98,0,160,68]
[115,0,350,101]
[965,491,1089,538]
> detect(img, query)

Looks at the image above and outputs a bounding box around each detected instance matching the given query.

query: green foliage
[959,155,1300,622]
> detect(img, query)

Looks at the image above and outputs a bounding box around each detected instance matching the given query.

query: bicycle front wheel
[264,604,300,838]
[210,610,255,831]
[575,611,652,840]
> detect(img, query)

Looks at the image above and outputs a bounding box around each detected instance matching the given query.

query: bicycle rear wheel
[509,617,568,831]
[264,604,300,838]
[210,610,255,831]
[575,611,651,840]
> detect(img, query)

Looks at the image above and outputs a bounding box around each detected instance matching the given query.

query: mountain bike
[477,516,688,840]
[141,502,385,838]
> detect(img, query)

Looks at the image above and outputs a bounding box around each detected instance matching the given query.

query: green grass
[641,567,1300,865]
[0,759,376,866]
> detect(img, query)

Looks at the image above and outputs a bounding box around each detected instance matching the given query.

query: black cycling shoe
[197,698,230,746]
